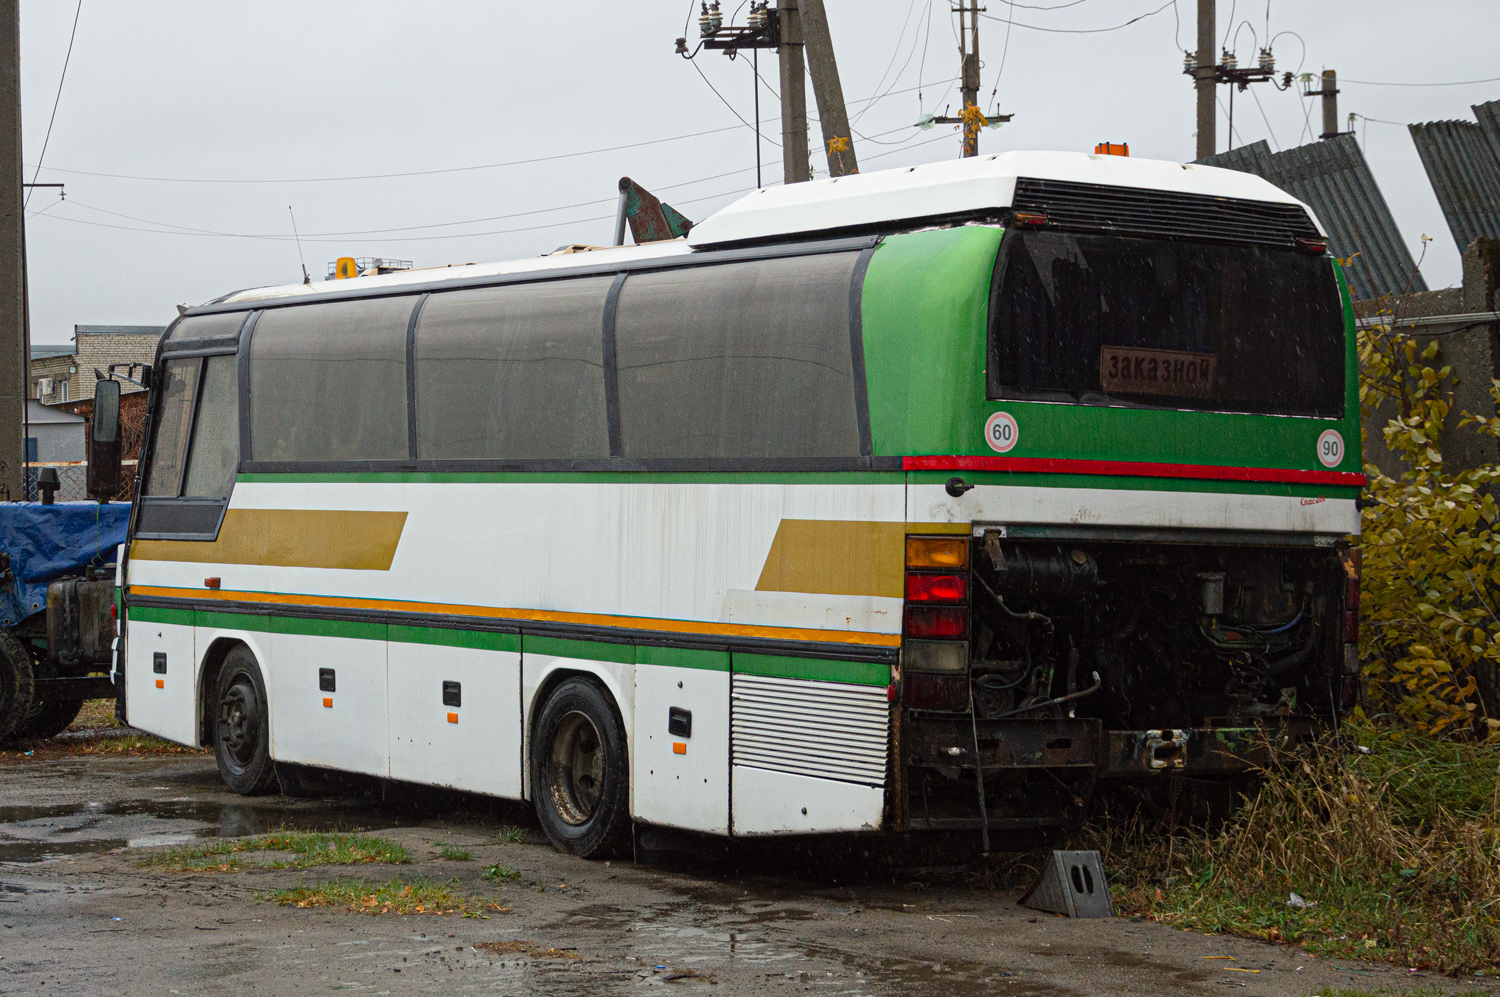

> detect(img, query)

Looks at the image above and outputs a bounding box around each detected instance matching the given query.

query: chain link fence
[21,461,138,503]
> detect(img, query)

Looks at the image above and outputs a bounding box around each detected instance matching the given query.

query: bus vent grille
[1012,177,1322,247]
[730,673,888,788]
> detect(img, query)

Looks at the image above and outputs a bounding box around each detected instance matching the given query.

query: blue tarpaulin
[0,502,130,627]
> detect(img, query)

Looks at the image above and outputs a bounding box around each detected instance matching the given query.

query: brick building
[28,343,76,404]
[27,324,165,405]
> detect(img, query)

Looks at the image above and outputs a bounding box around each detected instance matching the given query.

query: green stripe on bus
[197,609,270,632]
[524,634,636,665]
[389,624,520,653]
[635,644,729,672]
[271,616,387,642]
[733,653,889,687]
[129,605,194,627]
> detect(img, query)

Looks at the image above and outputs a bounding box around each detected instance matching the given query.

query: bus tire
[0,632,36,745]
[212,646,278,795]
[531,677,630,858]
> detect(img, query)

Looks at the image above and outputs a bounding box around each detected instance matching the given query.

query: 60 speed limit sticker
[984,412,1018,453]
[1316,429,1345,468]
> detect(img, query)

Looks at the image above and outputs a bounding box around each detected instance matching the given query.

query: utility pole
[959,0,980,157]
[922,1,1010,157]
[776,0,810,184]
[799,0,857,177]
[0,0,23,503]
[1194,0,1215,159]
[1314,69,1341,140]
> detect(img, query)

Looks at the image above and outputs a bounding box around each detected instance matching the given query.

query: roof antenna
[288,205,311,284]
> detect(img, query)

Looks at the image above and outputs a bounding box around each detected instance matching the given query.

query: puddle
[0,798,410,865]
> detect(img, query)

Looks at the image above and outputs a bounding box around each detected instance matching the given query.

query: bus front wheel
[531,677,630,857]
[213,646,278,795]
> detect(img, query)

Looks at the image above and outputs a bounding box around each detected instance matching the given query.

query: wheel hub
[547,710,606,825]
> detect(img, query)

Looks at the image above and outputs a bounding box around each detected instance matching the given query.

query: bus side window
[143,359,201,496]
[182,355,240,498]
[414,278,612,460]
[249,298,413,462]
[613,253,863,459]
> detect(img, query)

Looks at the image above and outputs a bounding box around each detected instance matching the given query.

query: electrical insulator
[1221,48,1237,70]
[1258,47,1274,71]
[748,3,766,29]
[1183,51,1196,72]
[709,1,723,32]
[699,1,713,37]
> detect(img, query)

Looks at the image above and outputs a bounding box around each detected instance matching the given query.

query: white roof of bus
[216,150,1320,307]
[686,150,1322,247]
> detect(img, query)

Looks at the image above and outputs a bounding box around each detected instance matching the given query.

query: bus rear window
[987,230,1345,418]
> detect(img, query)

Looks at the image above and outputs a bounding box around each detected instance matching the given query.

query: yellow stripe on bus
[128,585,903,649]
[130,509,407,570]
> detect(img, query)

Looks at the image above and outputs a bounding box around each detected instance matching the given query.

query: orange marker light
[323,697,333,708]
[447,712,459,724]
[155,679,164,689]
[672,742,687,755]
[906,536,969,569]
[204,577,221,589]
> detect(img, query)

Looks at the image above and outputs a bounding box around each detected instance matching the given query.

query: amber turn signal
[906,536,968,570]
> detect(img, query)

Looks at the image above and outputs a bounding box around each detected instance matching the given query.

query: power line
[26,124,751,184]
[28,132,958,247]
[24,1,82,209]
[691,58,783,148]
[1341,74,1500,88]
[57,165,759,239]
[978,0,1174,34]
[27,76,960,188]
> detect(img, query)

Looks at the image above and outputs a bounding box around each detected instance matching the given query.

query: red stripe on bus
[902,455,1366,487]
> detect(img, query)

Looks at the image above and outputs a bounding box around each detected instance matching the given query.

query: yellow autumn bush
[1357,321,1500,734]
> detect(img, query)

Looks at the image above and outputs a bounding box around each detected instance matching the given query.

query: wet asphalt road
[0,749,1492,996]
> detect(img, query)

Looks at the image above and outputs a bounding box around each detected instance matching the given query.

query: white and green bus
[110,151,1363,855]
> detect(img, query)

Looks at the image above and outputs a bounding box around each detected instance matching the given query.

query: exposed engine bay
[896,532,1355,833]
[969,534,1348,728]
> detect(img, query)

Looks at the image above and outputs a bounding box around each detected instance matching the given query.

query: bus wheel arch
[197,636,249,748]
[528,671,631,858]
[208,642,278,796]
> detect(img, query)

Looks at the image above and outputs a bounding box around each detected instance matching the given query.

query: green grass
[270,876,509,917]
[481,863,521,882]
[437,844,471,861]
[1097,720,1500,976]
[143,831,409,872]
[493,825,528,844]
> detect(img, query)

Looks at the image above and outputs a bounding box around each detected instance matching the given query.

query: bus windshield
[986,229,1346,418]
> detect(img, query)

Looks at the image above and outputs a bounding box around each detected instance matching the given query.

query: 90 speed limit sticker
[1316,429,1345,468]
[984,411,1018,453]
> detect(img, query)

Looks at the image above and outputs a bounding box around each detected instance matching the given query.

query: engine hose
[1268,620,1324,679]
[988,671,1103,719]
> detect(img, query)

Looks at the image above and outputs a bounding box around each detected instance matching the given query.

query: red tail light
[904,606,967,638]
[903,673,970,712]
[905,573,967,602]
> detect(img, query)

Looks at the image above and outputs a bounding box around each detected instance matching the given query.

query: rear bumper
[903,715,1324,777]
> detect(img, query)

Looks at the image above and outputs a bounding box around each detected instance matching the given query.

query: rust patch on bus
[131,509,407,570]
[754,520,906,598]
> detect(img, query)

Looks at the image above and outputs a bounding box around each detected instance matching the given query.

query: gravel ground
[0,743,1493,997]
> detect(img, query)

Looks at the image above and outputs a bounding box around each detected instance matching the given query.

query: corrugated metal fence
[1410,99,1500,256]
[1200,135,1425,300]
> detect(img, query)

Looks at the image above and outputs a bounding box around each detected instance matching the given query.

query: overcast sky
[18,1,1500,345]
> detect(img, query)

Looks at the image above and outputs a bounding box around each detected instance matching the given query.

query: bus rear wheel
[531,677,629,858]
[213,647,278,795]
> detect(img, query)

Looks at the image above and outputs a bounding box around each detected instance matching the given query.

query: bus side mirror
[86,379,123,501]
